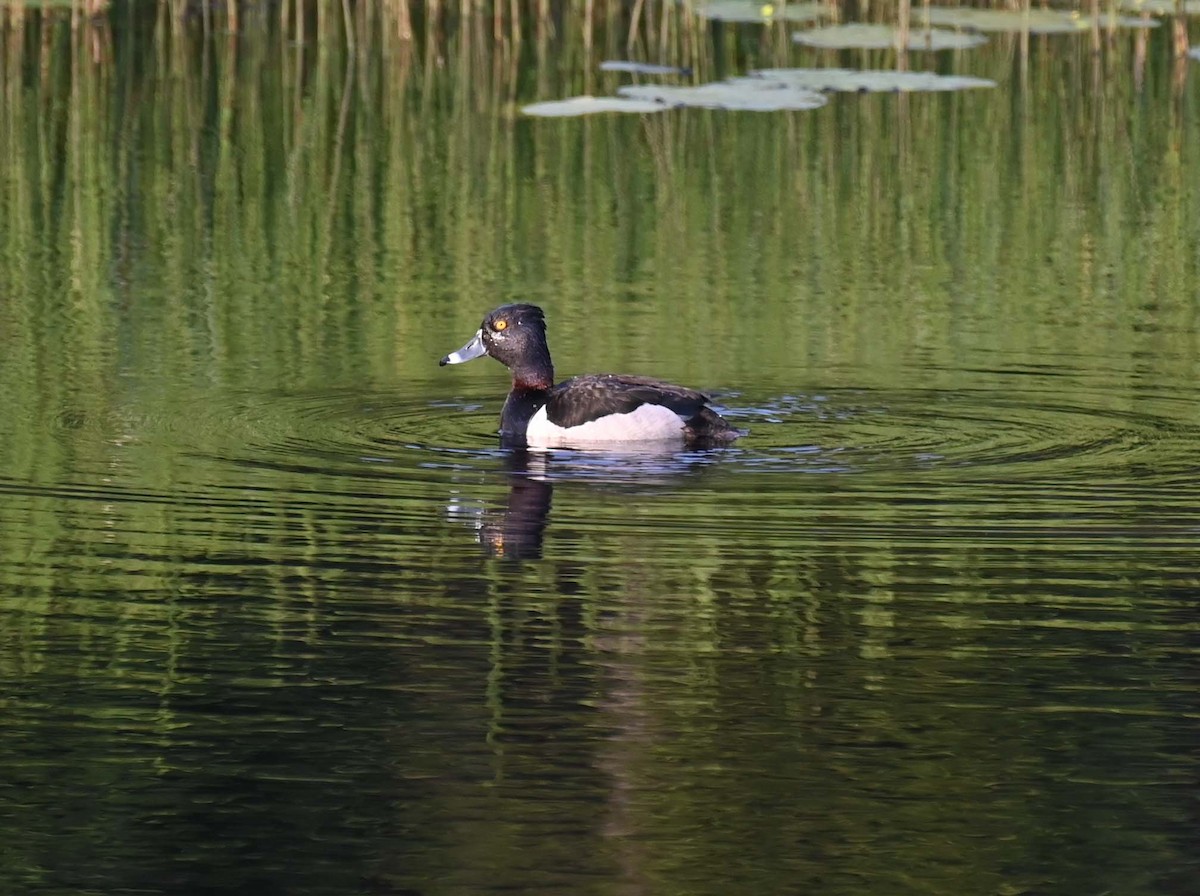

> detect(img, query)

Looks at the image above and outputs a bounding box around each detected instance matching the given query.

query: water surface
[1,11,1198,896]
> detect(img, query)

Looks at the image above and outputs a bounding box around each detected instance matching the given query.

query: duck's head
[440,304,553,388]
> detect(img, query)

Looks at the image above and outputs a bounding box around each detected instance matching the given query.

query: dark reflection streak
[460,448,734,561]
[0,480,253,506]
[208,456,422,481]
[478,451,554,561]
[0,478,402,511]
[593,622,656,893]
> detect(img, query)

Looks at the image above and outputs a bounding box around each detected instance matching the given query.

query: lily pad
[747,68,996,92]
[1086,13,1161,28]
[1118,1,1200,14]
[600,61,692,76]
[695,1,827,23]
[618,80,828,111]
[916,7,1159,33]
[521,96,669,117]
[793,24,988,51]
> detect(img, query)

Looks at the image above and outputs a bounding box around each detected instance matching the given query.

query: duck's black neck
[500,385,549,448]
[499,345,553,448]
[510,347,554,393]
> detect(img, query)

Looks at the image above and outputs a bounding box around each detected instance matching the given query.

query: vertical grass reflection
[2,8,1197,393]
[1,0,1198,649]
[0,10,1198,891]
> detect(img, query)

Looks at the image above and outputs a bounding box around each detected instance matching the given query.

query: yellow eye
[493,319,508,331]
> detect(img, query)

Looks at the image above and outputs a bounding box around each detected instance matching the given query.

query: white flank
[525,404,685,448]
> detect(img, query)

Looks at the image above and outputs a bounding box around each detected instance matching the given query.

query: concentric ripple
[140,380,1200,487]
[11,379,1184,563]
[182,386,506,477]
[723,388,1195,479]
[24,379,1190,509]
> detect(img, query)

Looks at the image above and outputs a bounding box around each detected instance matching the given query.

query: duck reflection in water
[448,448,724,560]
[477,451,554,560]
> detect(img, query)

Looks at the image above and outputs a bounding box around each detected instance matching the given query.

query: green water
[1,10,1198,896]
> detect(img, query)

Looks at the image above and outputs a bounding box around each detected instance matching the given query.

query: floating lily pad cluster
[792,6,1161,50]
[793,23,987,51]
[694,0,827,24]
[617,80,829,112]
[912,7,1159,33]
[520,65,999,117]
[522,96,674,117]
[1118,0,1200,13]
[599,61,692,76]
[523,78,827,116]
[748,68,996,93]
[521,0,1178,118]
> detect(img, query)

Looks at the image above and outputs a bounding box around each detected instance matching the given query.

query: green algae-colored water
[1,10,1198,895]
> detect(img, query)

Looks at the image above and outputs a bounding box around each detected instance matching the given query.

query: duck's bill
[440,330,487,366]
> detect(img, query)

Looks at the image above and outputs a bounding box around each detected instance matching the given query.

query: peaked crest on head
[487,303,546,331]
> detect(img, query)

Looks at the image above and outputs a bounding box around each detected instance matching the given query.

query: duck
[440,304,742,449]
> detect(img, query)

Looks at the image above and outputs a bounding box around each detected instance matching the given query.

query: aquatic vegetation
[521,96,670,117]
[693,0,827,24]
[600,61,692,76]
[793,24,989,51]
[524,74,830,116]
[618,80,827,112]
[748,68,996,93]
[1117,0,1200,14]
[914,7,1160,32]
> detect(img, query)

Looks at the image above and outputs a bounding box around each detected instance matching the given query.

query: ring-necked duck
[440,304,742,448]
